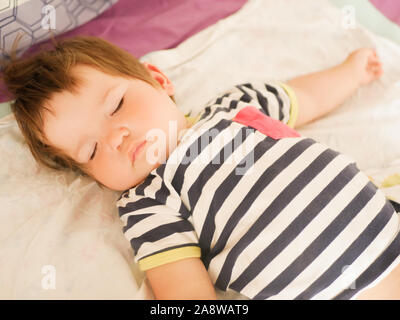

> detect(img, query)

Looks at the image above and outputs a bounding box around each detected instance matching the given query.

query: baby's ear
[142,62,175,96]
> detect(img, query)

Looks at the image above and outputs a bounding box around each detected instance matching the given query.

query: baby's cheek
[145,135,169,165]
[91,157,125,190]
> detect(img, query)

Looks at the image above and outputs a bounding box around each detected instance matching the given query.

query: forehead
[44,65,114,121]
[45,65,115,111]
[70,64,115,89]
[41,65,116,153]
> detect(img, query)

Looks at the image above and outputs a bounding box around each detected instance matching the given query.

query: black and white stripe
[117,81,400,299]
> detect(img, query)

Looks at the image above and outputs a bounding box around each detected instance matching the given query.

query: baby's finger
[370,61,382,67]
[372,65,382,72]
[367,62,381,74]
[368,54,380,64]
[371,60,382,68]
[375,69,383,78]
[373,65,383,77]
[368,61,382,70]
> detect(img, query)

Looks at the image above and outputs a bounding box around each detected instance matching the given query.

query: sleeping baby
[2,36,400,300]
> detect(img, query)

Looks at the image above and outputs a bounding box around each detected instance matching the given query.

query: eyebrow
[74,85,118,162]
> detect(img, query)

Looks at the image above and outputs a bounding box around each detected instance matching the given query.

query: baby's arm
[287,48,383,128]
[146,257,217,299]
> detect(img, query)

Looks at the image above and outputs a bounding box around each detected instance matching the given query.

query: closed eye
[90,97,124,161]
[111,96,124,116]
[90,143,97,160]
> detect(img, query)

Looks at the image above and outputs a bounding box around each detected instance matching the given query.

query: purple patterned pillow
[0,0,118,60]
[0,0,247,103]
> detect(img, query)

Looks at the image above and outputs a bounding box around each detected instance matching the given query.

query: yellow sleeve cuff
[185,113,202,127]
[278,82,299,129]
[381,174,400,189]
[138,246,201,271]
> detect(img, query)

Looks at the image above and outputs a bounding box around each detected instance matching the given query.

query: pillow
[24,0,248,60]
[0,0,118,110]
[0,0,118,60]
[0,0,247,109]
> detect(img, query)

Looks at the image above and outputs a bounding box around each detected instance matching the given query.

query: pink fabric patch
[233,106,300,139]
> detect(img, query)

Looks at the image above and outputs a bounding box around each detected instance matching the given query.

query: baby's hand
[344,48,383,86]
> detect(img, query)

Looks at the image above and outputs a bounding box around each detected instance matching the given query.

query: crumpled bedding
[1,0,400,299]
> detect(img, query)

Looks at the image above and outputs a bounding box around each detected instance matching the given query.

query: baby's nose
[107,127,129,150]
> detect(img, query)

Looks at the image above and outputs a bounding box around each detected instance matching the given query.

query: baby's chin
[103,141,172,191]
[108,164,161,192]
[101,174,144,192]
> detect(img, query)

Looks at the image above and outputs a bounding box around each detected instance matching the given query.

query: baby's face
[42,63,189,191]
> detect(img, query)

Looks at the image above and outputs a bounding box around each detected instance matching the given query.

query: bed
[0,0,400,299]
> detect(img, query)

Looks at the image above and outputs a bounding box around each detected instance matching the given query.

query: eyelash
[90,96,125,161]
[111,97,124,116]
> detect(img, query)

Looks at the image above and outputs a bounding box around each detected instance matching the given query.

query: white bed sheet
[141,0,400,172]
[0,0,399,299]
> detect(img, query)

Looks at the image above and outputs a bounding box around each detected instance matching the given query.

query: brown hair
[0,35,175,188]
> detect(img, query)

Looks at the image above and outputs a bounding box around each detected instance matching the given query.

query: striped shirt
[117,81,400,299]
